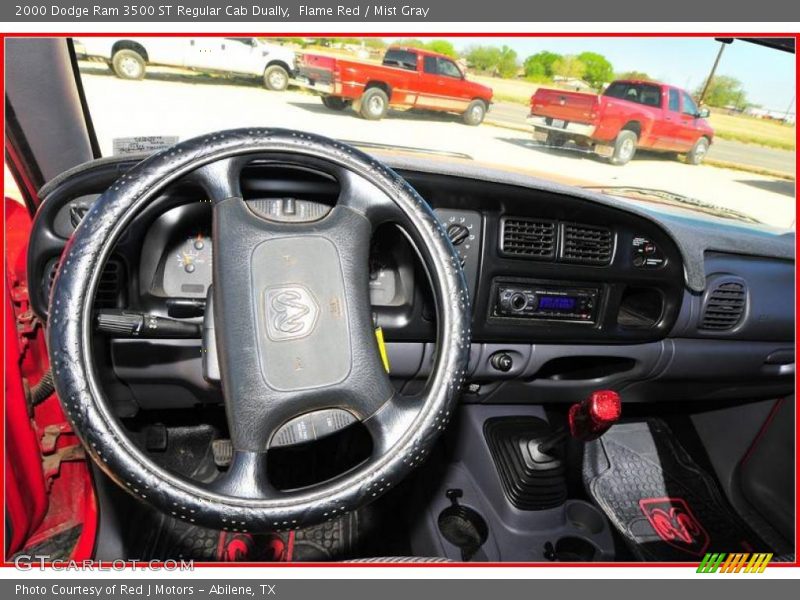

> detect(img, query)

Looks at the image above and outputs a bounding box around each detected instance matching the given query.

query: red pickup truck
[528,80,714,165]
[295,47,494,125]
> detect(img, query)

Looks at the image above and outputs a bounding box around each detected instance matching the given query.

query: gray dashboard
[384,154,795,294]
[30,153,795,411]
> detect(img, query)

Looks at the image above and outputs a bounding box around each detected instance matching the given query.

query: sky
[387,37,796,112]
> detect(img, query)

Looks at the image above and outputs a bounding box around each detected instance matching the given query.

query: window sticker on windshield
[112,136,179,156]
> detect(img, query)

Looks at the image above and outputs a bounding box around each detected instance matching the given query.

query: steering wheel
[48,129,471,532]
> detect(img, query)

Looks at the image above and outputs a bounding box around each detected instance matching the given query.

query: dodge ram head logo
[639,497,710,557]
[265,285,319,341]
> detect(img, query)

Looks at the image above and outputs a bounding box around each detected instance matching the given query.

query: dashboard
[29,154,795,411]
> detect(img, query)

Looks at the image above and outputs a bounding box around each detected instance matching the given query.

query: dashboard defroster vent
[700,277,747,331]
[560,223,614,265]
[500,217,556,259]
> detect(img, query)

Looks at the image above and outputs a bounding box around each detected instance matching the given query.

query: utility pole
[784,95,795,123]
[698,38,733,104]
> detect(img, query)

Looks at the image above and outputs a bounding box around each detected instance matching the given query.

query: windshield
[75,36,796,230]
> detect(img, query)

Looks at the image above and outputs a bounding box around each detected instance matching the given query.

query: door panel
[676,91,703,150]
[4,198,48,555]
[417,56,470,111]
[656,87,684,150]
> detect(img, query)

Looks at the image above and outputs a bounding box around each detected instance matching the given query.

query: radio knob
[509,292,528,311]
[446,223,470,246]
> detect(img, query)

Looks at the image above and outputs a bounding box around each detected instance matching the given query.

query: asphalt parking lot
[79,65,796,229]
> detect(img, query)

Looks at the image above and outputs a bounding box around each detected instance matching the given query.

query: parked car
[295,46,494,125]
[527,79,714,165]
[74,37,296,91]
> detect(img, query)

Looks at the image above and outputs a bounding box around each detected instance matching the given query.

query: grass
[470,74,540,105]
[702,158,795,181]
[707,112,795,151]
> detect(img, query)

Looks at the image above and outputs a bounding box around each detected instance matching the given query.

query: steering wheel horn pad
[47,129,471,531]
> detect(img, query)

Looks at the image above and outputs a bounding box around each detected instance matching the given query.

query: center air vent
[700,277,747,331]
[500,217,556,259]
[560,223,613,265]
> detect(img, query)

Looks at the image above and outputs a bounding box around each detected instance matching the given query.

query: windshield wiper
[340,139,473,160]
[584,185,762,224]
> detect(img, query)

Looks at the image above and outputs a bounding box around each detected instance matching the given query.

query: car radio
[493,282,600,323]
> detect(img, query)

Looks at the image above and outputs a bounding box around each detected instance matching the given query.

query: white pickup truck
[74,37,297,91]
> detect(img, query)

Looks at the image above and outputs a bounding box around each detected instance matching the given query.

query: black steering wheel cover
[47,129,471,532]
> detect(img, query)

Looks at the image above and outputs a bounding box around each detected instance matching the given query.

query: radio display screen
[537,295,578,311]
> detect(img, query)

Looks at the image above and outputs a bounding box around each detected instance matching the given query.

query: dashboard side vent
[94,259,126,308]
[560,223,613,265]
[700,278,747,331]
[500,217,556,259]
[46,258,127,311]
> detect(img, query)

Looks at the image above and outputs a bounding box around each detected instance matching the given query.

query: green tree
[394,38,427,50]
[465,45,502,72]
[577,51,613,88]
[552,55,587,80]
[615,70,652,81]
[496,45,519,78]
[523,51,561,80]
[332,37,362,46]
[364,38,387,50]
[697,75,748,109]
[425,39,458,58]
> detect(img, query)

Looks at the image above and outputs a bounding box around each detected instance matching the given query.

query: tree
[465,45,502,72]
[523,51,561,80]
[394,38,427,50]
[425,39,458,58]
[697,75,748,109]
[363,38,387,50]
[577,51,613,88]
[496,45,519,78]
[332,37,362,46]
[615,70,652,81]
[463,44,518,78]
[552,55,586,80]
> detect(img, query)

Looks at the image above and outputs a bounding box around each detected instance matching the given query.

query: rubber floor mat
[583,419,770,561]
[127,505,366,562]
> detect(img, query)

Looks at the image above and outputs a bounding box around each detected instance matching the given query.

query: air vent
[560,223,613,265]
[700,278,747,331]
[46,258,126,311]
[94,260,126,308]
[500,217,556,259]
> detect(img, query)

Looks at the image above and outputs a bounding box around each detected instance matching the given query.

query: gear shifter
[485,391,622,511]
[567,390,622,441]
[536,390,622,455]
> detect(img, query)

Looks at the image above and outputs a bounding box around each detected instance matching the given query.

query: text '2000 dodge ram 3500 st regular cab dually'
[295,46,494,125]
[528,79,714,165]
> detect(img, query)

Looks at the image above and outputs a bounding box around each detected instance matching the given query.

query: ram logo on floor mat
[638,497,710,557]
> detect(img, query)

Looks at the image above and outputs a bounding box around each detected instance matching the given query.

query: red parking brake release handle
[568,390,622,441]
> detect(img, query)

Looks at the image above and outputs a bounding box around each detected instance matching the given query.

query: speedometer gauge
[163,233,213,297]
